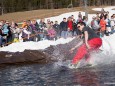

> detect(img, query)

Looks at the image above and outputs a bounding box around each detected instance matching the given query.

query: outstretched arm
[70,40,83,53]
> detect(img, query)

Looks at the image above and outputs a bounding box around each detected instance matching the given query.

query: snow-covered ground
[0,6,115,53]
[92,6,115,18]
[0,38,74,52]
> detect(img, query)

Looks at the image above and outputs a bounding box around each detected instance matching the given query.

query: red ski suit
[72,38,102,64]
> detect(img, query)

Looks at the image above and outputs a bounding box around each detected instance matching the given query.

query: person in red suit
[71,22,102,64]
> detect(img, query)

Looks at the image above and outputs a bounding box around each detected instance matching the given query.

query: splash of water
[52,34,115,69]
[90,51,115,66]
[91,34,115,66]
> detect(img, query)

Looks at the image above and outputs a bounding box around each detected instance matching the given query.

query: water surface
[0,62,115,86]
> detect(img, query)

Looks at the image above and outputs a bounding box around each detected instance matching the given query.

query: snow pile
[0,37,74,52]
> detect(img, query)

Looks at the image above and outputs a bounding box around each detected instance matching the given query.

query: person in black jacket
[72,19,77,36]
[60,18,68,39]
[0,24,2,47]
[53,21,61,39]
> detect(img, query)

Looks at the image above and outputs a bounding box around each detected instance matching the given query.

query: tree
[0,0,115,14]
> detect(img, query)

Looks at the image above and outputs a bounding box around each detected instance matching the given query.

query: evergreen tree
[0,0,114,14]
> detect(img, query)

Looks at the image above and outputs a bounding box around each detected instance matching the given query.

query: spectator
[10,21,18,42]
[22,20,27,28]
[78,12,82,19]
[110,15,115,34]
[46,19,51,29]
[67,17,73,37]
[96,13,100,24]
[22,25,31,42]
[30,20,39,41]
[83,16,88,26]
[48,21,56,40]
[71,15,75,21]
[60,18,68,39]
[1,20,9,45]
[105,14,111,36]
[0,22,3,47]
[100,13,105,20]
[53,21,61,39]
[76,16,83,23]
[99,16,106,37]
[101,8,105,14]
[6,21,12,43]
[91,16,100,32]
[72,19,77,36]
[39,19,47,41]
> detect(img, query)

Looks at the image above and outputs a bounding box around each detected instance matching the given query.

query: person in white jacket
[91,16,100,32]
[110,15,115,34]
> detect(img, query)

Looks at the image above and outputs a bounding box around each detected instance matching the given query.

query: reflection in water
[0,63,115,86]
[73,69,100,86]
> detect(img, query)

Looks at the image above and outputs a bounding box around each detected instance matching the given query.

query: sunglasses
[77,26,80,28]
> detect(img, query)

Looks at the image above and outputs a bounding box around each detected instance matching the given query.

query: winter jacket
[60,21,68,31]
[100,19,106,31]
[67,20,73,31]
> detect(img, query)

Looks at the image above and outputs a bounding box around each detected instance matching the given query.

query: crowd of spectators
[0,9,115,47]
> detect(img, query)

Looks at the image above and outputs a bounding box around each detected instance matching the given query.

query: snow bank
[0,38,74,52]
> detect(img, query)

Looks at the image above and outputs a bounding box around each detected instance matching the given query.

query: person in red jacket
[70,22,102,64]
[67,17,73,37]
[99,16,106,37]
[67,17,73,31]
